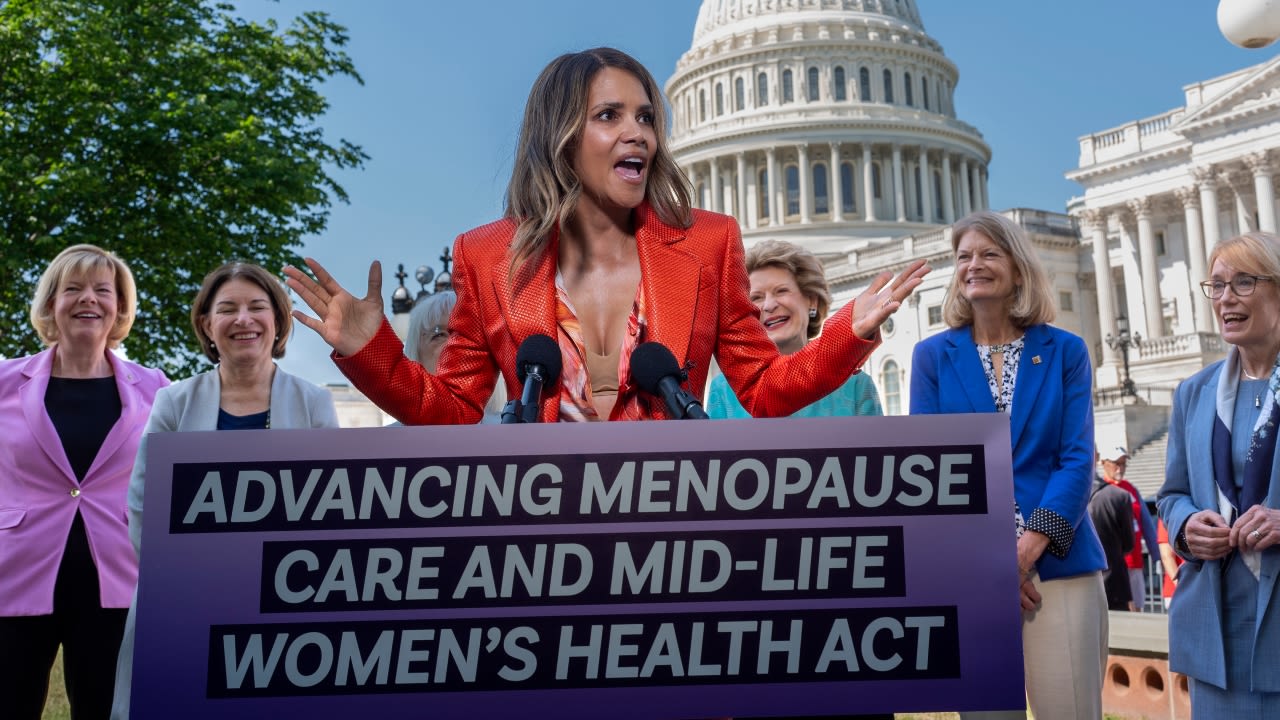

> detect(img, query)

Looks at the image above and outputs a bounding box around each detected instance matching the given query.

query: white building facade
[667,0,991,255]
[669,0,1280,460]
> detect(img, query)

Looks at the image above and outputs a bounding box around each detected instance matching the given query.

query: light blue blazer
[910,324,1106,581]
[1157,360,1280,691]
[112,365,338,720]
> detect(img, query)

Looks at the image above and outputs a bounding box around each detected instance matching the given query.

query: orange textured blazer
[335,203,878,423]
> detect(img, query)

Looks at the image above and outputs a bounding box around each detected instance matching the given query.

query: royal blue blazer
[1157,360,1280,691]
[910,324,1106,581]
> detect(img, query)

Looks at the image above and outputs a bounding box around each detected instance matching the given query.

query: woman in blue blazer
[911,211,1106,720]
[1158,232,1280,716]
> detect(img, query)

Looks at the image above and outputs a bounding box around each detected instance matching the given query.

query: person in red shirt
[1098,446,1161,610]
[1156,518,1183,609]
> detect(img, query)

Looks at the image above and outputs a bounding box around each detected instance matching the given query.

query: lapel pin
[1032,355,1042,365]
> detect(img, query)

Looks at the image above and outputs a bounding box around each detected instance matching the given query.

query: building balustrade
[1136,331,1226,361]
[1077,108,1184,166]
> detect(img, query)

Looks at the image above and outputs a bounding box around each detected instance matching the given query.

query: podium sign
[132,414,1023,718]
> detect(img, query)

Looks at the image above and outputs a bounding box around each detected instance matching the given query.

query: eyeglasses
[1200,275,1274,299]
[422,325,449,344]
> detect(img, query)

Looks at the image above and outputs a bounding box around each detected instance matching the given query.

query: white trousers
[961,571,1107,720]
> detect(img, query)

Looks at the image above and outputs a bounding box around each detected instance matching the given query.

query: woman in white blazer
[110,262,338,719]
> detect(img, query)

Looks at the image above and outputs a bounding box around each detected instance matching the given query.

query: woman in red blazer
[0,244,168,720]
[286,47,927,423]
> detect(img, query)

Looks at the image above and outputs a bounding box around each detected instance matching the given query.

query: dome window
[859,67,872,102]
[904,71,914,106]
[782,69,794,103]
[883,69,894,103]
[715,82,724,116]
[813,162,829,214]
[735,77,745,111]
[757,72,768,106]
[807,67,820,101]
[785,165,800,215]
[841,162,856,213]
[834,67,847,101]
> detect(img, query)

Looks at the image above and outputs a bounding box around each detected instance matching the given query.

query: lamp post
[1105,313,1143,397]
[1218,0,1280,48]
[389,249,456,340]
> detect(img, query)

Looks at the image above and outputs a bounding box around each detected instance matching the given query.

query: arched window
[758,169,769,219]
[859,67,871,101]
[922,74,930,110]
[782,69,794,103]
[933,170,944,220]
[834,67,846,101]
[841,162,856,213]
[882,69,894,103]
[813,162,829,214]
[904,71,914,106]
[715,82,724,116]
[785,165,800,215]
[881,359,901,415]
[872,163,882,199]
[735,77,745,111]
[807,67,820,101]
[757,72,768,106]
[699,89,706,122]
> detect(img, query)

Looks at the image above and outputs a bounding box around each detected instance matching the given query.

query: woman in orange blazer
[286,47,927,423]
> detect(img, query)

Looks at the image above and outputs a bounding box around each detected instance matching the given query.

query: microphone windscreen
[515,333,562,385]
[629,342,681,395]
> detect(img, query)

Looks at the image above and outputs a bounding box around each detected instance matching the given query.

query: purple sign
[132,414,1023,718]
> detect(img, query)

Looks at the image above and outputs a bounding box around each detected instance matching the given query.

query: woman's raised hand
[283,258,387,357]
[851,258,930,339]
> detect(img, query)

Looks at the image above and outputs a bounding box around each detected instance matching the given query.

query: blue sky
[241,0,1268,386]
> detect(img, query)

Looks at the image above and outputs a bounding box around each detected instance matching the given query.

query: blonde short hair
[943,211,1055,329]
[29,244,137,348]
[191,262,292,363]
[1208,231,1280,286]
[745,239,832,339]
[405,291,457,364]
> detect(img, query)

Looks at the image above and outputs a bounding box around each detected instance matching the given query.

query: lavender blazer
[0,346,168,615]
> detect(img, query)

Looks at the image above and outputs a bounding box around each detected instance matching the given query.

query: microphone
[512,334,562,424]
[630,342,708,420]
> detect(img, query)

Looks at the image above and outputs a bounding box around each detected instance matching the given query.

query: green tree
[0,0,367,376]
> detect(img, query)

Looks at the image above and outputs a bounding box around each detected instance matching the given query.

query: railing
[1136,332,1227,361]
[1077,108,1185,166]
[1093,385,1177,407]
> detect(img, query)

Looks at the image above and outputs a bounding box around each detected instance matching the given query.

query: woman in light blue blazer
[1158,232,1280,716]
[110,262,338,719]
[911,211,1106,720]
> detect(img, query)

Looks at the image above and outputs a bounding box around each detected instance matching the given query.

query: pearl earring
[808,307,818,318]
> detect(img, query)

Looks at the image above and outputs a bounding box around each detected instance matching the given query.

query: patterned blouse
[553,272,651,422]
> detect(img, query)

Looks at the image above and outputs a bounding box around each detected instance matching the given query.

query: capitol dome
[667,0,992,252]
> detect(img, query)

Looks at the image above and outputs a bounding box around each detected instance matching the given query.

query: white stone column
[1194,166,1221,263]
[798,144,812,223]
[1083,209,1118,368]
[892,145,906,222]
[1247,151,1277,233]
[958,158,972,216]
[970,163,982,212]
[735,152,748,224]
[862,145,877,222]
[830,143,844,222]
[688,165,702,209]
[1176,187,1214,334]
[766,147,780,227]
[919,146,933,223]
[1129,197,1164,338]
[979,164,990,210]
[1117,211,1148,339]
[708,159,722,213]
[941,153,955,223]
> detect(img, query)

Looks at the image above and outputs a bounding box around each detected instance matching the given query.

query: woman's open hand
[283,258,386,357]
[851,259,930,339]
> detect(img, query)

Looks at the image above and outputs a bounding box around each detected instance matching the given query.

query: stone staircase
[1124,430,1169,499]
